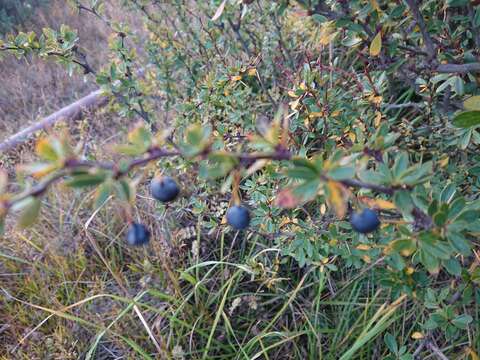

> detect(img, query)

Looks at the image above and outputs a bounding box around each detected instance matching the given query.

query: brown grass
[0,2,170,358]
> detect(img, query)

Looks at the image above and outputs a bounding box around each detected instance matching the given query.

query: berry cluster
[125,176,252,246]
[126,178,381,246]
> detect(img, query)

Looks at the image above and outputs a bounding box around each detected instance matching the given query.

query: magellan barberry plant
[1,0,480,357]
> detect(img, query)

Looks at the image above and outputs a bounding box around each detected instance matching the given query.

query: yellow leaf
[304,117,311,129]
[289,98,300,110]
[400,249,415,257]
[231,75,242,82]
[464,96,480,111]
[362,255,372,263]
[309,112,324,118]
[247,68,257,76]
[319,21,336,45]
[288,90,297,98]
[438,156,449,168]
[370,0,381,12]
[36,138,58,162]
[411,332,424,340]
[374,111,383,128]
[326,180,348,219]
[405,267,415,275]
[370,31,382,57]
[467,348,480,360]
[359,196,396,210]
[347,131,356,142]
[357,244,371,251]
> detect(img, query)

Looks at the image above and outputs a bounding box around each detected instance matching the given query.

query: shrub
[0,0,49,34]
[1,0,480,358]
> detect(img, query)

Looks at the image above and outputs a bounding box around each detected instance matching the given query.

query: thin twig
[404,0,436,59]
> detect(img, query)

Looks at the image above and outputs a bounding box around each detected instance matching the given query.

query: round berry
[226,205,250,230]
[350,208,380,234]
[150,176,180,203]
[126,223,150,246]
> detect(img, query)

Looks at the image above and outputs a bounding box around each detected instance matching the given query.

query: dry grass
[0,2,171,358]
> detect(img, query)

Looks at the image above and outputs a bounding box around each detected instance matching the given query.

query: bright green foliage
[1,0,480,358]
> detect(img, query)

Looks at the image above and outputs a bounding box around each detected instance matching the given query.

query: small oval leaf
[452,111,480,128]
[369,32,382,57]
[464,96,480,111]
[17,197,41,228]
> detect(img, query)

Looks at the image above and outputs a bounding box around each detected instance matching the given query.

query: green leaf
[287,160,319,180]
[423,317,438,330]
[475,7,480,27]
[393,190,414,214]
[115,179,134,203]
[293,179,321,201]
[443,258,462,276]
[390,238,417,256]
[419,233,451,260]
[392,152,409,177]
[358,170,386,184]
[452,111,480,128]
[419,250,440,274]
[199,152,237,179]
[312,14,328,23]
[17,197,42,228]
[400,162,432,185]
[446,0,468,7]
[114,144,147,156]
[180,123,212,157]
[459,129,473,150]
[446,231,471,256]
[327,166,355,181]
[451,314,472,329]
[127,125,152,150]
[448,197,465,219]
[440,183,456,204]
[433,211,448,227]
[384,333,398,354]
[94,182,113,208]
[65,173,107,188]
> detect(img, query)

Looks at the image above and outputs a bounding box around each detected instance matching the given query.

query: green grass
[1,1,479,359]
[1,195,476,359]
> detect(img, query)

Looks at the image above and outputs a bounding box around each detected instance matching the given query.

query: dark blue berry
[126,223,150,246]
[150,176,180,203]
[350,208,380,234]
[226,205,250,230]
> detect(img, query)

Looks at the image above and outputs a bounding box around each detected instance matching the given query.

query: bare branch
[405,0,436,59]
[0,89,106,153]
[436,62,480,74]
